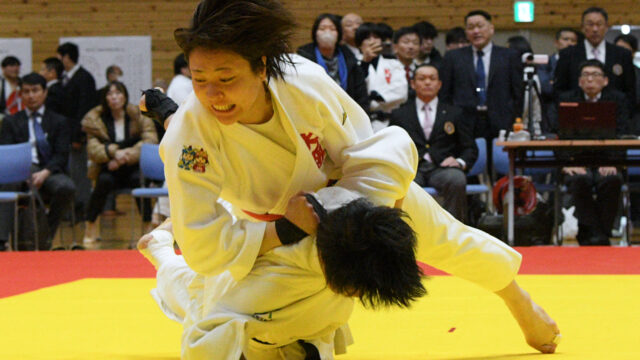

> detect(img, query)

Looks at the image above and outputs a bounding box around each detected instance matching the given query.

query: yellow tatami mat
[1,275,639,359]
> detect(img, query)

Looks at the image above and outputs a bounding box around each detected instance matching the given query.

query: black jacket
[297,43,369,111]
[390,97,477,170]
[439,44,523,138]
[0,108,71,174]
[554,41,636,108]
[45,81,65,115]
[60,66,98,144]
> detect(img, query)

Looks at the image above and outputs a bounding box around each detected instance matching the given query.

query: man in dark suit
[0,73,75,250]
[554,7,636,109]
[439,10,523,141]
[390,64,478,222]
[556,60,630,246]
[39,57,65,114]
[57,42,97,217]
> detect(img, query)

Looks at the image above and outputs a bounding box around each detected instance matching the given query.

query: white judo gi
[157,55,521,358]
[366,56,408,114]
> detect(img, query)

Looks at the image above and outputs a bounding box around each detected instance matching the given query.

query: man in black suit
[439,10,523,141]
[57,42,97,217]
[39,57,65,114]
[0,73,75,250]
[390,64,478,222]
[554,7,636,109]
[556,60,629,246]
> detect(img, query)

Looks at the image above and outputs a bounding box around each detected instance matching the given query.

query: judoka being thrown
[139,0,560,357]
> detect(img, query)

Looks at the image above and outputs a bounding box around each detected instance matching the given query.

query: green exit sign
[514,1,535,22]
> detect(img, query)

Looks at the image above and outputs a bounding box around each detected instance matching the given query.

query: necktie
[423,104,434,140]
[32,113,51,165]
[592,48,600,62]
[62,74,70,86]
[6,90,22,115]
[476,50,487,106]
[405,65,411,84]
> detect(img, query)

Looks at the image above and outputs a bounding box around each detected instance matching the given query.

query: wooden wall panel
[0,0,638,83]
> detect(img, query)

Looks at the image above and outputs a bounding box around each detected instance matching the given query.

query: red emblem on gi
[384,68,392,84]
[300,132,325,168]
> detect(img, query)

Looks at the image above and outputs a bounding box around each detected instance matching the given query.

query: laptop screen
[557,101,617,139]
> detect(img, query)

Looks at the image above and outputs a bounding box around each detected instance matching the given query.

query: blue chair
[423,138,491,203]
[0,142,40,251]
[131,144,168,247]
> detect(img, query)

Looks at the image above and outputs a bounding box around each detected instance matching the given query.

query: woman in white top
[141,0,560,356]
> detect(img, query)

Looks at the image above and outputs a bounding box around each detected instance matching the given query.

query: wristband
[275,217,308,245]
[141,89,179,125]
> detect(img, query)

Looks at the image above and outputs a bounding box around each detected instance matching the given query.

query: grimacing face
[189,47,269,126]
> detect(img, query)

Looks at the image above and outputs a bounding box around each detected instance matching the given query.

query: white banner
[0,38,32,75]
[59,36,152,100]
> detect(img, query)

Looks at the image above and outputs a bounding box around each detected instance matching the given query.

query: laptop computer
[557,101,617,139]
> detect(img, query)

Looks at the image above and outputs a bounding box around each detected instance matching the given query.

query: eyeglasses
[580,72,605,79]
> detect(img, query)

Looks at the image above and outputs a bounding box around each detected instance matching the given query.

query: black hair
[446,27,468,46]
[355,22,384,48]
[412,63,439,80]
[578,59,607,75]
[105,65,123,79]
[311,13,342,47]
[582,7,608,23]
[21,72,46,90]
[100,81,129,114]
[393,26,421,44]
[555,28,578,41]
[377,22,394,42]
[465,10,492,23]
[174,0,295,81]
[1,56,21,68]
[507,35,533,57]
[57,42,79,64]
[414,21,438,40]
[614,34,638,53]
[316,198,426,309]
[43,57,64,78]
[173,53,188,75]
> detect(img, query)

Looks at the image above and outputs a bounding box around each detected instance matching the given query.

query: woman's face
[189,47,268,125]
[106,85,126,111]
[316,18,338,48]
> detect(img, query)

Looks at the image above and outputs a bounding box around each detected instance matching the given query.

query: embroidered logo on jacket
[300,132,326,168]
[178,145,209,173]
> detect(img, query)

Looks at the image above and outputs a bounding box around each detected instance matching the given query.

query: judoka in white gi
[139,185,427,359]
[139,0,561,357]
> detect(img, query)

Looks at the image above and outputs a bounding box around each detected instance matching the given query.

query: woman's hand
[284,192,320,235]
[114,149,129,165]
[107,159,121,171]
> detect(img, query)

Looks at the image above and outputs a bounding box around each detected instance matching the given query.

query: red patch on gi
[300,132,326,168]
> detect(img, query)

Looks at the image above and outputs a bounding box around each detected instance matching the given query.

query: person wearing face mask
[297,13,368,111]
[81,81,157,244]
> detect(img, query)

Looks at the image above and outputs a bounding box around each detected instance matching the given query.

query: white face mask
[317,31,338,47]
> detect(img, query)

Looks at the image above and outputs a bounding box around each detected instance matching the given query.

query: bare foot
[496,281,560,353]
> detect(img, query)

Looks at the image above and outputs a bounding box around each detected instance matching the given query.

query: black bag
[17,197,50,251]
[476,199,554,246]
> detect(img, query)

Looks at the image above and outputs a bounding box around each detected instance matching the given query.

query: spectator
[81,81,157,244]
[0,56,23,115]
[392,26,421,84]
[445,27,470,51]
[356,22,407,129]
[614,33,640,129]
[0,73,75,250]
[554,7,636,108]
[440,10,523,142]
[539,28,578,98]
[557,59,629,246]
[414,21,442,68]
[97,65,123,102]
[57,42,98,219]
[167,53,193,106]
[377,22,395,57]
[297,13,368,110]
[390,64,477,222]
[39,57,65,114]
[341,12,363,61]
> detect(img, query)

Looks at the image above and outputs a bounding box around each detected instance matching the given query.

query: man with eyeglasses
[554,7,636,108]
[554,59,630,246]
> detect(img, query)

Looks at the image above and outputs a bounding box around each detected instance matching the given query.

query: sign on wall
[0,38,32,75]
[59,36,152,98]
